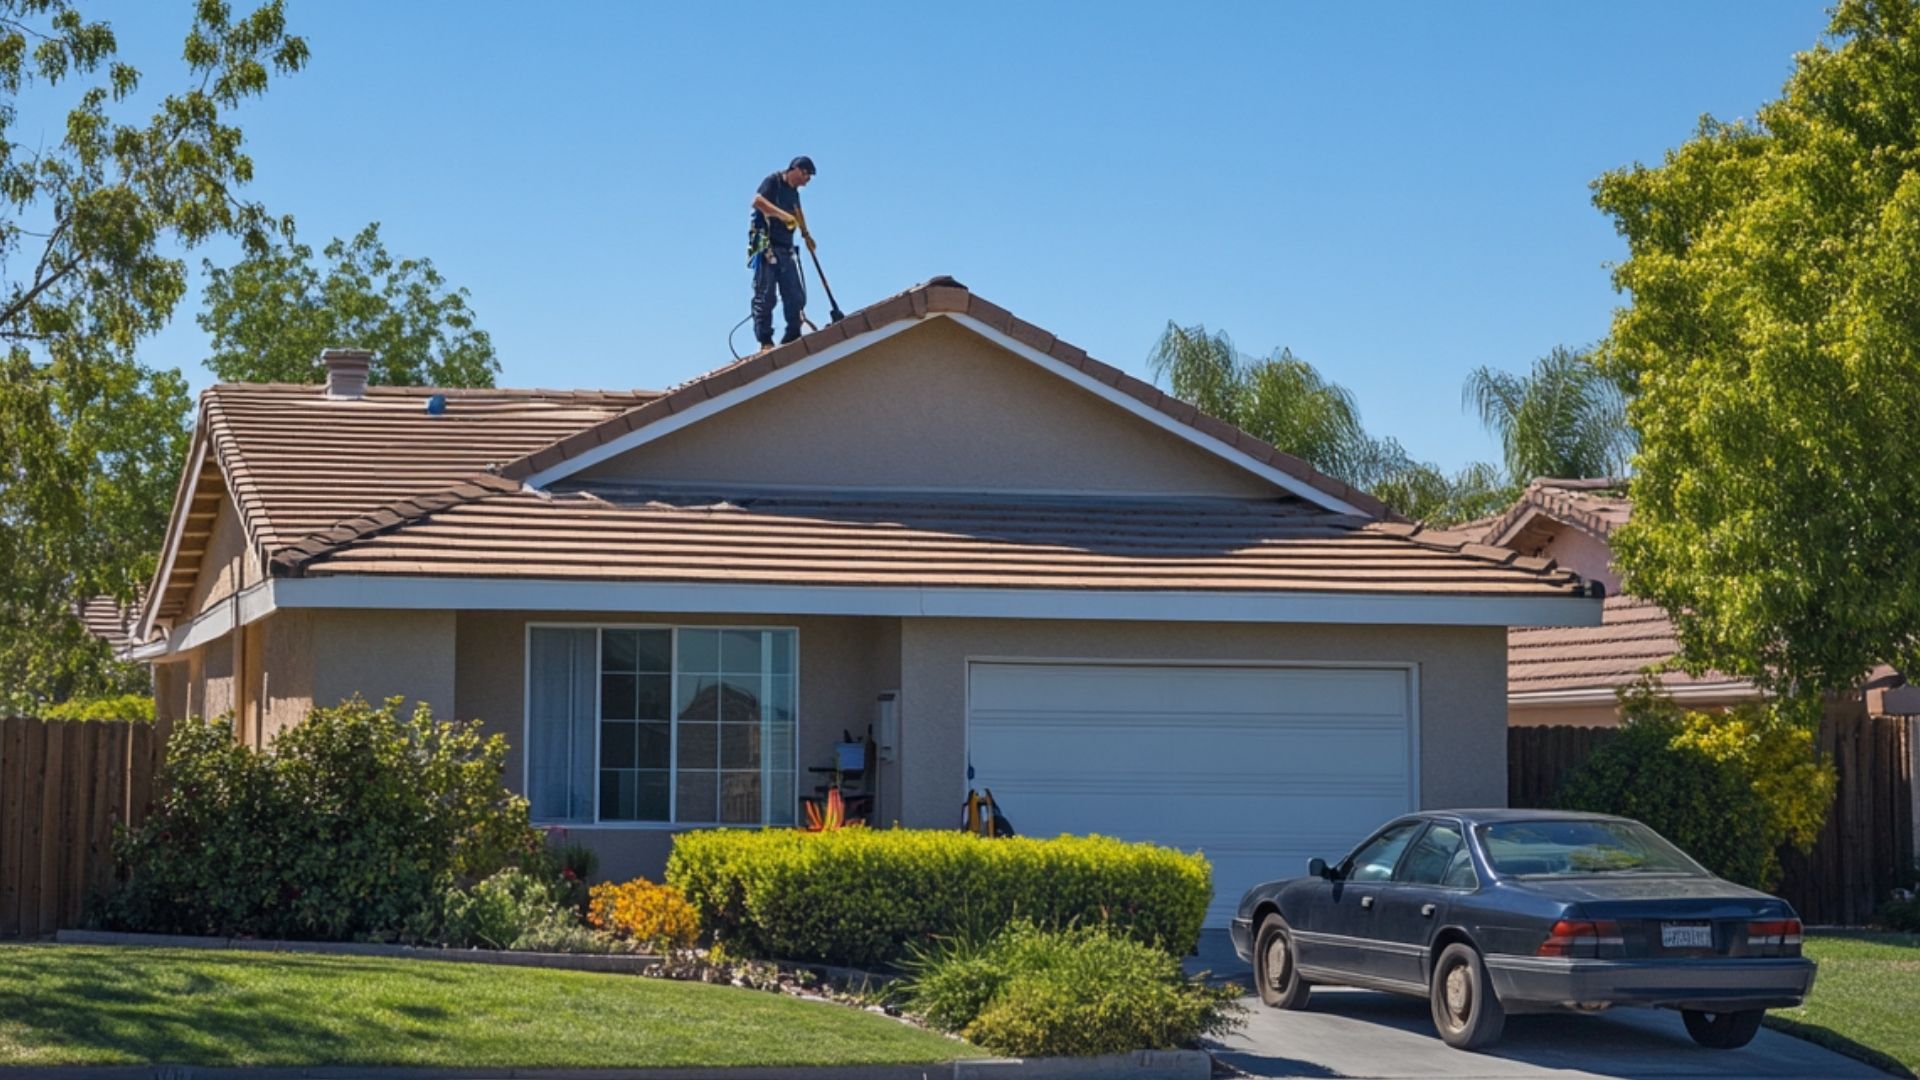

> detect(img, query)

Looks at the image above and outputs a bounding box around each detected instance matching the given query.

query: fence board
[1511,712,1918,925]
[0,717,162,939]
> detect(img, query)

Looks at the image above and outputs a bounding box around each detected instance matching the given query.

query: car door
[1311,819,1424,979]
[1373,819,1475,988]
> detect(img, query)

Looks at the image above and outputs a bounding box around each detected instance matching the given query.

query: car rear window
[1476,819,1707,878]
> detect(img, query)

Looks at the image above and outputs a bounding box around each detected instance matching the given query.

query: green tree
[1147,321,1503,523]
[199,222,499,387]
[1462,345,1632,484]
[0,1,306,712]
[1592,0,1920,697]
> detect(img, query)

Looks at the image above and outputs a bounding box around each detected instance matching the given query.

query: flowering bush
[588,877,701,952]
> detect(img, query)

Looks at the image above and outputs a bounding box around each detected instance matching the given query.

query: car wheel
[1430,942,1505,1050]
[1254,913,1312,1009]
[1681,1008,1764,1049]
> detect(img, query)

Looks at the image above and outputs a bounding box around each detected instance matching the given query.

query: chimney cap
[321,347,373,399]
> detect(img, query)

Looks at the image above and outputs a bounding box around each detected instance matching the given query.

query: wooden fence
[1509,711,1918,926]
[0,717,163,938]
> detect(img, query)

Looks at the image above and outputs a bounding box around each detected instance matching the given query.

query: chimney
[321,348,373,399]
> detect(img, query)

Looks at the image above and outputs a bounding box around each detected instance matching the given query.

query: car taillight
[1538,918,1624,958]
[1747,918,1803,954]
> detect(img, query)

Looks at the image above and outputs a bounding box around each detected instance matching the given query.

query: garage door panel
[967,661,1415,928]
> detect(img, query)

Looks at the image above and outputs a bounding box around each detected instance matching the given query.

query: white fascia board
[273,575,1603,628]
[521,318,924,489]
[943,313,1369,517]
[1508,679,1764,707]
[139,580,280,660]
[520,310,1369,517]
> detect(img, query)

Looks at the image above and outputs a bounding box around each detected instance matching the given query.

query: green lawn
[1767,933,1920,1078]
[0,945,983,1069]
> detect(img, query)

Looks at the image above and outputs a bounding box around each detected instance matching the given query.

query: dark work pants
[751,247,806,345]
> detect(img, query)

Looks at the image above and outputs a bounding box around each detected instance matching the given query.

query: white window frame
[522,621,800,830]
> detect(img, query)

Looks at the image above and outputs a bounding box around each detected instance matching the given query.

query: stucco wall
[259,610,316,740]
[1534,527,1619,595]
[452,611,900,882]
[200,632,236,719]
[894,619,1510,829]
[578,318,1279,498]
[308,609,457,719]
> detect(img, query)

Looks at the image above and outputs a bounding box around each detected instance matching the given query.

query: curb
[52,930,663,975]
[0,1051,1211,1079]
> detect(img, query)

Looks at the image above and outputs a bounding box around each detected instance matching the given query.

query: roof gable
[501,278,1392,519]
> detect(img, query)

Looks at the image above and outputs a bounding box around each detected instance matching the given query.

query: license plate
[1661,922,1713,949]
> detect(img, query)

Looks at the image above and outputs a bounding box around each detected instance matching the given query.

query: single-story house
[1479,478,1920,727]
[129,277,1602,924]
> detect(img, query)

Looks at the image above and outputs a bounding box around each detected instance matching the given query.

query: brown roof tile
[1508,596,1757,698]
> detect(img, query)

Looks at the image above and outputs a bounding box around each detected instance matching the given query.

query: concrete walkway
[1188,931,1884,1080]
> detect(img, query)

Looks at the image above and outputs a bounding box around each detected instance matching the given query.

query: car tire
[1430,942,1505,1050]
[1681,1008,1765,1049]
[1253,913,1312,1010]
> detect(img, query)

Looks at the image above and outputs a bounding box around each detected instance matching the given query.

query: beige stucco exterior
[578,319,1281,498]
[183,491,263,616]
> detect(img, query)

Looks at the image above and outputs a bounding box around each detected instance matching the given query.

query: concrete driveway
[1189,932,1882,1080]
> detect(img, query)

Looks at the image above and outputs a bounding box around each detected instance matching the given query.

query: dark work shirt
[753,171,801,248]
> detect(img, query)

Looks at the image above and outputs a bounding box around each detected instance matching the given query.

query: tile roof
[268,486,1590,596]
[1481,477,1632,546]
[76,597,134,649]
[495,277,1397,520]
[1507,596,1759,700]
[146,279,1604,624]
[151,385,654,621]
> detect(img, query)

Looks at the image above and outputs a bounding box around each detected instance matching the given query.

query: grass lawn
[0,945,984,1069]
[1766,933,1920,1078]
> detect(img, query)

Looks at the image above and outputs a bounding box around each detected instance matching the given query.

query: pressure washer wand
[793,210,844,323]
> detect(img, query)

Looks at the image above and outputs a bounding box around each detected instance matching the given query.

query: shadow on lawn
[0,949,451,1065]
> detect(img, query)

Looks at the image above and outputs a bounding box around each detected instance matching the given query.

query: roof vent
[321,348,373,399]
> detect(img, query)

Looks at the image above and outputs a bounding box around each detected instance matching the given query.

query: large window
[526,626,797,826]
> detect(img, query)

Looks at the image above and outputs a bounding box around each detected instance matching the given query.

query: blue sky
[103,1,1827,472]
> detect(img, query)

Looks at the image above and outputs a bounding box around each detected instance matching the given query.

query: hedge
[665,829,1210,969]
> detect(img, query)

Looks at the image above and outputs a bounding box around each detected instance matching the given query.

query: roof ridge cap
[267,472,524,576]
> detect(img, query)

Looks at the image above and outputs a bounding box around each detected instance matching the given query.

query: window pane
[768,676,794,725]
[677,771,717,823]
[720,771,761,823]
[722,722,760,770]
[720,675,762,723]
[721,630,763,674]
[634,629,672,672]
[602,630,638,673]
[601,673,637,721]
[1398,823,1466,886]
[1347,822,1421,882]
[528,628,596,823]
[767,770,795,827]
[636,674,672,720]
[600,721,636,770]
[636,770,670,822]
[678,674,720,721]
[599,769,632,821]
[636,721,670,769]
[678,629,720,674]
[770,632,793,676]
[677,722,718,770]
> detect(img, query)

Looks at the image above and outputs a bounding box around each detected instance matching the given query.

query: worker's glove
[804,233,817,252]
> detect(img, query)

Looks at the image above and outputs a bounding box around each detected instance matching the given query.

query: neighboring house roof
[75,597,134,650]
[140,278,1603,645]
[1487,479,1762,706]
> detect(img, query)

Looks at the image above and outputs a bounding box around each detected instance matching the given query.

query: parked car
[1231,809,1815,1050]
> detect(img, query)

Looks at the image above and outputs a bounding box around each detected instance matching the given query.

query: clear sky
[101,1,1828,472]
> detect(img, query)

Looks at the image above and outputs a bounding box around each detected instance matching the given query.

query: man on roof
[747,155,816,354]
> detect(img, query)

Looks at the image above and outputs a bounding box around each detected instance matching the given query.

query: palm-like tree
[1463,346,1633,483]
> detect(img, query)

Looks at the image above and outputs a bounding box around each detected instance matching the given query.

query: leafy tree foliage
[0,1,306,712]
[1147,322,1506,523]
[1463,345,1632,484]
[199,222,499,387]
[1593,0,1920,695]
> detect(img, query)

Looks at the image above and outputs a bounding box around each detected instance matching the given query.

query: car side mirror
[1308,857,1331,880]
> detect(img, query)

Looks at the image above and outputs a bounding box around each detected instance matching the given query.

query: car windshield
[1476,819,1707,879]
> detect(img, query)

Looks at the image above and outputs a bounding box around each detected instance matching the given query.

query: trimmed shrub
[103,696,540,940]
[899,922,1242,1056]
[588,878,701,952]
[1557,687,1834,890]
[666,828,1210,968]
[41,694,155,721]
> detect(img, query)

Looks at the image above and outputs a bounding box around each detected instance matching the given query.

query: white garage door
[967,661,1416,927]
